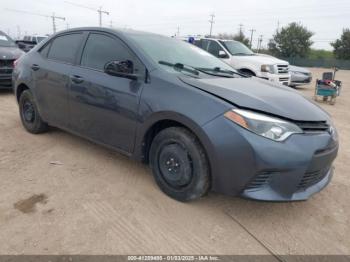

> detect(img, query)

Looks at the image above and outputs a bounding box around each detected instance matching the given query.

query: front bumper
[202,115,338,201]
[241,167,334,201]
[0,74,13,88]
[290,73,312,86]
[258,72,291,86]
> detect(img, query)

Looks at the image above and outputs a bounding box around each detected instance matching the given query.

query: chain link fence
[280,57,350,70]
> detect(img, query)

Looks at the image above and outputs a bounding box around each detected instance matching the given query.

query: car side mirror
[218,50,229,59]
[104,60,138,80]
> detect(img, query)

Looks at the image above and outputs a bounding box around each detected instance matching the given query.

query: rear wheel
[149,127,210,202]
[19,90,48,134]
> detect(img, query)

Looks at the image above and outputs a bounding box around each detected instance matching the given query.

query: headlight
[224,109,303,142]
[261,64,275,73]
[327,119,338,141]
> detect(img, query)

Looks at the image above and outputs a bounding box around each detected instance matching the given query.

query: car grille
[245,171,274,191]
[294,121,330,132]
[0,59,14,68]
[0,59,14,75]
[297,167,330,190]
[277,64,289,74]
[279,77,289,82]
[0,68,13,74]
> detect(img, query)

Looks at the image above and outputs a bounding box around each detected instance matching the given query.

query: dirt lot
[0,68,349,255]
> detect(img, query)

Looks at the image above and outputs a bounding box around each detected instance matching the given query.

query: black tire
[19,90,48,134]
[239,70,255,77]
[149,127,210,202]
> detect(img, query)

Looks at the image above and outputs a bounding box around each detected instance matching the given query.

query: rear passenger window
[81,33,141,71]
[48,34,82,64]
[201,40,211,51]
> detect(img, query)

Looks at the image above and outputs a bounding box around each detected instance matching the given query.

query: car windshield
[219,40,255,56]
[0,32,16,47]
[129,34,236,74]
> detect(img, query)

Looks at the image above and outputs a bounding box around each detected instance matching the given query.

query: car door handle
[70,75,84,84]
[31,64,40,71]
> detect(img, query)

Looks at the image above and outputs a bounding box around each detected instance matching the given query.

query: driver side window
[81,33,144,75]
[207,41,225,58]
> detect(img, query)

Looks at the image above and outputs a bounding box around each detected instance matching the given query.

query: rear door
[34,33,84,128]
[68,32,146,153]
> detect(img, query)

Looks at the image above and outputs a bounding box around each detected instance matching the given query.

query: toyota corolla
[12,27,338,202]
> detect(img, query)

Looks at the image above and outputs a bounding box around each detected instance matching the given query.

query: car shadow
[0,88,13,95]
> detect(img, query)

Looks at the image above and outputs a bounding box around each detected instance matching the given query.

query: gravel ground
[0,68,349,255]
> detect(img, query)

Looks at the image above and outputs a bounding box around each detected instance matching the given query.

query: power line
[64,1,110,27]
[5,8,65,34]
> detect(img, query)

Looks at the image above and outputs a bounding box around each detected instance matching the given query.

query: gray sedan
[13,28,338,202]
[290,65,312,87]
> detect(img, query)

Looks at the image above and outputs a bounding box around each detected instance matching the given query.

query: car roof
[57,27,163,38]
[201,38,239,42]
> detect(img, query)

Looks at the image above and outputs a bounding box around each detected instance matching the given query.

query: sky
[0,0,349,50]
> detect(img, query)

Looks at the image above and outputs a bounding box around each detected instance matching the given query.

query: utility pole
[64,1,110,27]
[238,23,244,34]
[257,35,263,53]
[277,20,281,32]
[16,25,21,39]
[176,26,180,37]
[51,13,66,33]
[98,7,110,27]
[5,9,65,34]
[209,13,215,37]
[249,28,256,48]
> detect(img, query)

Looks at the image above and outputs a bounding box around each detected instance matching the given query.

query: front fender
[132,111,218,184]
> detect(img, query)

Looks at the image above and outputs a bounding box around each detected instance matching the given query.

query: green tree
[309,49,334,59]
[268,22,314,58]
[331,29,350,60]
[233,31,250,46]
[216,31,250,46]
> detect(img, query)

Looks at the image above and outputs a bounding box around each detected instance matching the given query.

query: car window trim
[45,32,85,66]
[38,41,52,58]
[77,31,147,79]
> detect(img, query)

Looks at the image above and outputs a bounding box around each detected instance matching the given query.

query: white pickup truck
[194,38,291,86]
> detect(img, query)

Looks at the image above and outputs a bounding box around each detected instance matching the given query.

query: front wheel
[19,90,48,134]
[149,127,210,202]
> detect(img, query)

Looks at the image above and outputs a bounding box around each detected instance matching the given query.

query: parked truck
[194,38,291,86]
[16,35,47,52]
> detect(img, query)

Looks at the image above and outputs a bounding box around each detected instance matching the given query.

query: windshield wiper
[195,67,246,78]
[159,61,199,76]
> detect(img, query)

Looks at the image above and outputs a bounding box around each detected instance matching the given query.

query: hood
[234,54,289,65]
[289,65,311,74]
[0,46,24,60]
[180,76,329,121]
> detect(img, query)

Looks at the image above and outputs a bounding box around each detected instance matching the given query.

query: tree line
[215,23,350,60]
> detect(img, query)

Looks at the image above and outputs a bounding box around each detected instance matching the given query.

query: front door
[68,33,146,153]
